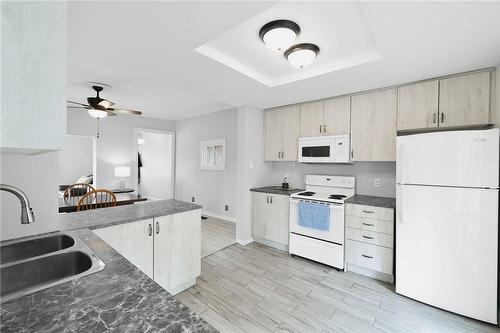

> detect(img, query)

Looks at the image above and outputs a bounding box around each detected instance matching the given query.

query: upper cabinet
[397,80,439,131]
[265,105,300,161]
[300,97,350,137]
[439,71,491,128]
[397,71,493,131]
[351,89,397,161]
[1,2,67,154]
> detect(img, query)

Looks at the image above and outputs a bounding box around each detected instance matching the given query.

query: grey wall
[67,109,175,190]
[57,135,94,185]
[175,108,238,219]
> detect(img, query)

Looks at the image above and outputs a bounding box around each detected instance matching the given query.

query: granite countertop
[59,199,202,231]
[1,200,214,332]
[250,186,304,196]
[345,194,396,209]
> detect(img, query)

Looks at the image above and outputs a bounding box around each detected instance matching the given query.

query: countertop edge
[345,195,396,209]
[250,186,304,196]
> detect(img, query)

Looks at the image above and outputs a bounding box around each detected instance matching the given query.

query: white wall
[138,131,173,199]
[57,135,94,185]
[1,152,59,241]
[67,109,175,190]
[175,108,238,218]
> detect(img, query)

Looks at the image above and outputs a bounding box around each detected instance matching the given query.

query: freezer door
[396,184,498,324]
[397,128,499,188]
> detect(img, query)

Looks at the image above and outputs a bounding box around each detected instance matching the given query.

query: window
[200,139,225,171]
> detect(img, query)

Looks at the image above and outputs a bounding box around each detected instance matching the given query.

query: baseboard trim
[168,277,196,295]
[236,238,253,246]
[201,210,236,224]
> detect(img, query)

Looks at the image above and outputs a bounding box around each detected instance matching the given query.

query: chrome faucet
[0,184,35,224]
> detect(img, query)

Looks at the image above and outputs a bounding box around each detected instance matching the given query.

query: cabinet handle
[323,124,327,133]
[432,113,436,124]
[148,223,152,236]
[362,222,374,227]
[282,151,284,159]
[351,149,354,159]
[362,254,373,259]
[362,210,374,214]
[362,235,374,240]
[156,221,160,234]
[270,196,273,204]
[319,125,322,133]
[441,113,445,123]
[266,196,269,204]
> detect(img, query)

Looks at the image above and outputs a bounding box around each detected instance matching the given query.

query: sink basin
[1,252,92,297]
[1,234,75,265]
[0,231,105,303]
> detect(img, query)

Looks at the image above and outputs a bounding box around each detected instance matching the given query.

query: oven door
[298,137,335,163]
[289,198,344,245]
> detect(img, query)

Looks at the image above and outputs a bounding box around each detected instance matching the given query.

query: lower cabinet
[252,192,289,250]
[94,209,201,294]
[345,203,394,283]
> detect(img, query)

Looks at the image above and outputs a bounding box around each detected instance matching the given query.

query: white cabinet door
[154,209,201,294]
[267,194,290,245]
[253,192,268,239]
[94,219,154,278]
[1,2,66,153]
[281,105,301,161]
[397,80,439,130]
[300,101,324,137]
[265,109,282,161]
[439,72,490,127]
[323,96,351,135]
[351,89,397,161]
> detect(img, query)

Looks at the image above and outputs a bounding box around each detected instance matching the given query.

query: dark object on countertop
[282,182,289,189]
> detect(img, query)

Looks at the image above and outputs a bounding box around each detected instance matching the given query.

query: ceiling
[67,1,500,121]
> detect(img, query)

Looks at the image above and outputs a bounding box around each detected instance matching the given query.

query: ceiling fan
[67,84,143,119]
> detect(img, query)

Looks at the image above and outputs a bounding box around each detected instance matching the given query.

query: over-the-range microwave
[298,135,350,163]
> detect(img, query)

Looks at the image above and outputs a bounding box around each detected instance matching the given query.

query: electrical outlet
[374,178,381,188]
[224,205,229,211]
[191,196,195,202]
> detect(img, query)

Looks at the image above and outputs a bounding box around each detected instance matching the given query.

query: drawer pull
[362,254,373,259]
[362,210,374,214]
[362,235,374,240]
[362,222,374,227]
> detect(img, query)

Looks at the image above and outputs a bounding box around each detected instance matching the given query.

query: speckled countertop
[250,186,304,196]
[1,200,214,333]
[345,194,396,209]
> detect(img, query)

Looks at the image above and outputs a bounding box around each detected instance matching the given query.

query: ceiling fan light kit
[259,20,320,68]
[87,109,108,119]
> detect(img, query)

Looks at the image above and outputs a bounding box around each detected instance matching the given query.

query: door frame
[133,128,176,199]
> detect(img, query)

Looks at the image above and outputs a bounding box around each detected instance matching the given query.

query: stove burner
[329,194,347,200]
[297,191,315,196]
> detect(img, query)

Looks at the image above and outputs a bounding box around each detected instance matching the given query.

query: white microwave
[298,135,350,163]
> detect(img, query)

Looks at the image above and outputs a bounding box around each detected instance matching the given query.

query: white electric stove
[289,175,355,269]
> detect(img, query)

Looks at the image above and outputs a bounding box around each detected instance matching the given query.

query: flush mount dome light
[284,43,320,68]
[88,108,108,119]
[259,20,300,51]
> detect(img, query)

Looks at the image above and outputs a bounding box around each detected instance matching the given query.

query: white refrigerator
[396,128,499,324]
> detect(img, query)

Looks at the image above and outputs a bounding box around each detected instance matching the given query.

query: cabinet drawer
[345,227,393,248]
[346,215,393,235]
[346,240,393,274]
[346,204,394,222]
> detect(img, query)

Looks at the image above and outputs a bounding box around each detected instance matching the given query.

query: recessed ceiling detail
[196,2,382,87]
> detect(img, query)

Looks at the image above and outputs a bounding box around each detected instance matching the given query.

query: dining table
[59,193,147,213]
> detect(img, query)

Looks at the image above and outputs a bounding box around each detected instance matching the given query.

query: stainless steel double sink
[0,231,105,302]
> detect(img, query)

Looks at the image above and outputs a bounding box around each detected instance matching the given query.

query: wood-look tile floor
[201,217,236,257]
[176,242,500,333]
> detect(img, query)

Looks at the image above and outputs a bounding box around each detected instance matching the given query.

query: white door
[397,128,499,188]
[396,184,498,324]
[94,219,154,278]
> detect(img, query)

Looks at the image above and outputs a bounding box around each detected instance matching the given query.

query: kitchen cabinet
[345,203,394,283]
[397,80,439,131]
[439,71,491,128]
[300,97,350,137]
[265,106,300,161]
[1,2,66,154]
[351,89,397,161]
[252,192,289,250]
[94,209,201,294]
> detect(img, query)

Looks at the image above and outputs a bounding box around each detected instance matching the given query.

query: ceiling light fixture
[284,43,320,68]
[87,109,108,119]
[259,20,300,51]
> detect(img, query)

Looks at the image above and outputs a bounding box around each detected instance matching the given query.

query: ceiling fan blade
[106,111,118,117]
[67,106,90,109]
[108,108,142,116]
[67,100,90,107]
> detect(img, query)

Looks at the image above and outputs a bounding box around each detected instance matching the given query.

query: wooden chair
[76,189,117,211]
[63,183,95,206]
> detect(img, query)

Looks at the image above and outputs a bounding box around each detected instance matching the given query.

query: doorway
[134,129,175,200]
